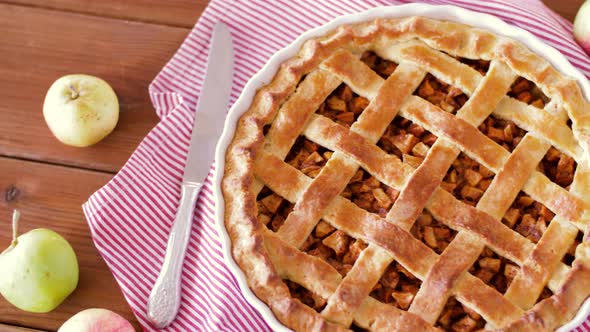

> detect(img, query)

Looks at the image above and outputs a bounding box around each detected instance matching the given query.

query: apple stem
[68,85,79,100]
[10,209,20,249]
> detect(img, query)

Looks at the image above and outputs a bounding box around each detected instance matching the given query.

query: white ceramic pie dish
[212,3,590,331]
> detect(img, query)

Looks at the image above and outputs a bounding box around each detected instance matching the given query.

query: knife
[147,22,234,328]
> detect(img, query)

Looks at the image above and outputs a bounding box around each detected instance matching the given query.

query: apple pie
[222,16,590,331]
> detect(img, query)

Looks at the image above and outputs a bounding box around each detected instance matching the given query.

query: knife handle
[147,182,202,328]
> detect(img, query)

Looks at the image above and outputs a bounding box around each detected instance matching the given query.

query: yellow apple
[43,74,119,147]
[574,0,590,55]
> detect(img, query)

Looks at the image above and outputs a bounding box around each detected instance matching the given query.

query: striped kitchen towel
[83,0,590,331]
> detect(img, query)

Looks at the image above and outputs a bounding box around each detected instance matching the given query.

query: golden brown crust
[222,16,590,331]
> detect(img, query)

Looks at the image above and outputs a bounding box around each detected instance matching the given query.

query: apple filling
[436,297,485,331]
[286,220,369,311]
[539,147,576,189]
[302,222,368,277]
[256,187,294,232]
[341,168,399,218]
[285,280,328,312]
[285,136,334,179]
[502,192,554,244]
[410,210,457,254]
[414,73,468,114]
[360,51,399,79]
[470,247,519,295]
[316,83,370,128]
[412,57,489,115]
[478,115,527,153]
[508,77,550,107]
[442,153,495,206]
[314,51,397,128]
[378,115,437,168]
[370,261,421,311]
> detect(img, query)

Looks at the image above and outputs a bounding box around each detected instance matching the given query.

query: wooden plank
[0,157,139,331]
[3,1,581,27]
[4,0,207,28]
[544,0,584,22]
[0,324,45,332]
[0,3,191,173]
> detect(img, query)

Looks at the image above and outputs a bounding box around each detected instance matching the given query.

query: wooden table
[0,1,583,331]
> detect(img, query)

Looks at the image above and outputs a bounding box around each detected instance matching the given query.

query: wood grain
[0,157,139,331]
[0,325,44,332]
[544,0,584,22]
[0,3,191,173]
[4,0,207,28]
[3,0,584,26]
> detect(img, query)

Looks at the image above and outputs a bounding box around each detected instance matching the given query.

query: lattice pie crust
[222,17,590,331]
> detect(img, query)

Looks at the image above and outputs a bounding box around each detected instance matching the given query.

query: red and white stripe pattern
[83,0,590,331]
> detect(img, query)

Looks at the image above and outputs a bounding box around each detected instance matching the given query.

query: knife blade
[147,22,233,328]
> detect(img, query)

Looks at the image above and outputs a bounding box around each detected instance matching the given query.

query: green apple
[43,74,119,147]
[58,308,135,332]
[0,210,79,313]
